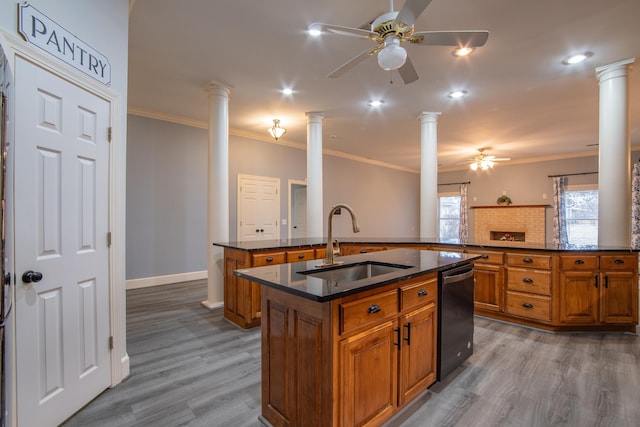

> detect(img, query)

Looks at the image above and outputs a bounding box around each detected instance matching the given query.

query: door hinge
[107,127,112,142]
[107,232,112,247]
[109,336,114,350]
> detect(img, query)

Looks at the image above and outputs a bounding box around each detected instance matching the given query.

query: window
[439,193,461,242]
[564,185,598,246]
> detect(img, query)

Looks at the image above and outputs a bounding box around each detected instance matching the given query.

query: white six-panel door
[14,57,111,427]
[237,175,280,241]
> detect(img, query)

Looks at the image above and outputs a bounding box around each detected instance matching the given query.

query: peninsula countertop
[214,237,637,253]
[233,248,480,302]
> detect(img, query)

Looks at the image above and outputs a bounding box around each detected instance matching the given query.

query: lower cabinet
[223,246,324,329]
[339,320,398,427]
[558,254,638,325]
[261,273,439,427]
[467,250,504,312]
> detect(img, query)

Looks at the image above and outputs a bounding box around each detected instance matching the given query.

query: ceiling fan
[463,148,511,170]
[308,0,489,84]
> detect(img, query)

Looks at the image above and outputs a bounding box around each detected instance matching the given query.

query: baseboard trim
[126,271,207,290]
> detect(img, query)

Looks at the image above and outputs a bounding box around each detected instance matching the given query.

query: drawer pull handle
[368,304,381,314]
[266,257,273,262]
[594,275,599,288]
[394,327,401,349]
[298,254,305,259]
[574,259,585,265]
[523,278,533,284]
[417,289,427,297]
[360,249,367,253]
[522,303,534,309]
[615,259,625,264]
[481,254,489,259]
[604,275,609,288]
[523,258,533,263]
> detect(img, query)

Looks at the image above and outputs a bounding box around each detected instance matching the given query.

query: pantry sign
[18,3,111,85]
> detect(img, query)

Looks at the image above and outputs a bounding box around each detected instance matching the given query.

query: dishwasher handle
[442,267,474,285]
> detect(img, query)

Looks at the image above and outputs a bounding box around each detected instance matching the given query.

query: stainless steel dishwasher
[438,264,475,381]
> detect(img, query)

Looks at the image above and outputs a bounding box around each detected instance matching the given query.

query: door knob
[22,270,43,284]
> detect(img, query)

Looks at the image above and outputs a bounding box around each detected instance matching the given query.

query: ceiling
[127,0,640,172]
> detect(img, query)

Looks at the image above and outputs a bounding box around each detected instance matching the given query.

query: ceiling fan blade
[310,23,377,39]
[328,47,376,78]
[398,56,419,84]
[410,30,489,47]
[393,0,434,28]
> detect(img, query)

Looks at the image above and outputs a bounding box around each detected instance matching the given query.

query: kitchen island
[235,248,478,427]
[216,238,639,333]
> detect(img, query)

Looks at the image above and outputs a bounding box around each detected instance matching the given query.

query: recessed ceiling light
[282,88,293,95]
[368,100,384,107]
[448,90,467,99]
[562,52,593,65]
[452,47,475,57]
[308,24,322,37]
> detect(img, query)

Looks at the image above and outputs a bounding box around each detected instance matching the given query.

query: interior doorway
[289,180,307,239]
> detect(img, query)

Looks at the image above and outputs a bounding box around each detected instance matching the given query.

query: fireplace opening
[490,231,525,241]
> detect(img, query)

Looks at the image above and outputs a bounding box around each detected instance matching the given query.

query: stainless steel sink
[301,261,410,283]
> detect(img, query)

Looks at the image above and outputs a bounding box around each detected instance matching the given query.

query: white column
[306,112,324,238]
[596,58,635,247]
[419,112,441,238]
[202,82,230,309]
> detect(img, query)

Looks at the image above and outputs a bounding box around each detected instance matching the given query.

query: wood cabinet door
[600,271,638,324]
[339,320,398,427]
[473,264,504,312]
[558,270,599,324]
[398,302,437,406]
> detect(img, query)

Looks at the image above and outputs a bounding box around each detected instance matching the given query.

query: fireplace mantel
[471,204,550,209]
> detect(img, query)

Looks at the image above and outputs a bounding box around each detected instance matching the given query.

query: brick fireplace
[472,205,549,244]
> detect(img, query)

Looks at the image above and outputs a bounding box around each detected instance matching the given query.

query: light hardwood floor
[63,280,640,427]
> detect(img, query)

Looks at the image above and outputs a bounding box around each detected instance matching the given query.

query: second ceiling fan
[309,0,489,84]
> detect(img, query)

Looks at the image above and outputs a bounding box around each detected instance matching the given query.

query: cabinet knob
[417,289,427,297]
[481,254,489,259]
[522,303,534,309]
[367,304,381,314]
[266,257,274,262]
[360,249,367,253]
[614,259,625,264]
[298,253,305,259]
[523,258,533,263]
[574,259,584,265]
[522,278,534,284]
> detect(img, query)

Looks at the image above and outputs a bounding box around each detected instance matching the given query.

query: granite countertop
[214,237,637,252]
[234,248,479,302]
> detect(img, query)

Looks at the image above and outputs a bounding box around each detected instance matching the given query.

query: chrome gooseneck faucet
[321,204,360,267]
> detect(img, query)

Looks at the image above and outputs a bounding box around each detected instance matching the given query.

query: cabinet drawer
[467,250,504,265]
[315,247,327,260]
[286,249,316,263]
[506,268,551,295]
[559,255,597,270]
[506,253,551,269]
[600,255,637,270]
[340,290,398,334]
[505,291,551,322]
[252,252,286,267]
[400,278,437,311]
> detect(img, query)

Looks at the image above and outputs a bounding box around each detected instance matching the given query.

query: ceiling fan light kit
[309,0,489,84]
[378,35,407,70]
